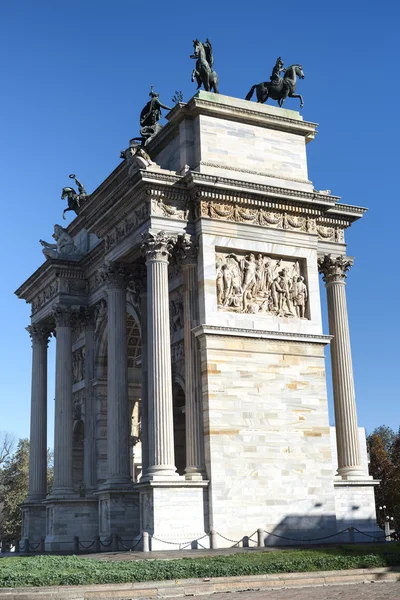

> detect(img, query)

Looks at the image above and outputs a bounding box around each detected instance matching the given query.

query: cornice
[167,92,318,140]
[192,325,331,345]
[15,259,84,303]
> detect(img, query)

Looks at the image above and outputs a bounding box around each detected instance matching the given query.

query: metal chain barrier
[262,527,352,543]
[352,527,386,541]
[99,537,113,548]
[116,536,143,551]
[78,540,96,550]
[27,541,41,550]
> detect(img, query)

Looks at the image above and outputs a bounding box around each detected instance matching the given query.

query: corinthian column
[178,235,205,480]
[139,271,149,477]
[104,263,131,486]
[26,325,51,500]
[141,230,178,480]
[318,254,365,479]
[52,306,74,494]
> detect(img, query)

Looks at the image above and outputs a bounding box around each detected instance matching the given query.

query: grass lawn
[1,544,400,588]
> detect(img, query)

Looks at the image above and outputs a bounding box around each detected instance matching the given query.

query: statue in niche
[216,252,308,318]
[61,174,88,220]
[245,59,305,108]
[94,299,107,336]
[40,225,81,260]
[190,38,219,93]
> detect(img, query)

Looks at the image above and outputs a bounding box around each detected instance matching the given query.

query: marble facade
[16,91,379,551]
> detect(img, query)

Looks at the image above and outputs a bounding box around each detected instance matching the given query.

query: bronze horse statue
[245,64,305,108]
[61,174,87,220]
[190,38,219,93]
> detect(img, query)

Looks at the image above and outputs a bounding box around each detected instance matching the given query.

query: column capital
[176,234,198,267]
[102,262,129,290]
[318,254,354,285]
[141,230,175,263]
[52,305,73,327]
[26,325,52,346]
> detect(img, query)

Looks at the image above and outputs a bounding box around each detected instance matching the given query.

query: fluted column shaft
[319,255,365,479]
[52,306,74,494]
[142,230,177,480]
[140,285,149,476]
[26,325,51,500]
[83,310,96,490]
[180,237,205,479]
[105,264,131,486]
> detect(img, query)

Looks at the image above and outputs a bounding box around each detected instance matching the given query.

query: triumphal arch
[16,88,378,551]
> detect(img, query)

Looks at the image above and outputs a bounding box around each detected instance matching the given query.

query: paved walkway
[199,582,400,599]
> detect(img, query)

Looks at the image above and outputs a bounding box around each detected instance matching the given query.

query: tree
[0,439,29,544]
[0,431,16,467]
[368,426,400,530]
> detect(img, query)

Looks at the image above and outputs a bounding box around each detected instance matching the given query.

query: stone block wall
[199,334,337,541]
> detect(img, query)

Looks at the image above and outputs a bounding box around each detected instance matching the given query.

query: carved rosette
[176,234,198,267]
[52,305,73,328]
[141,230,174,263]
[102,262,128,291]
[26,325,52,347]
[318,254,354,285]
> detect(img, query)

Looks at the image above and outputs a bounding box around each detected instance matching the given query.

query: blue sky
[1,0,399,446]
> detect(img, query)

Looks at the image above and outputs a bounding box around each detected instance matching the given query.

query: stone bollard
[210,530,217,549]
[111,534,118,553]
[191,540,198,549]
[21,537,29,554]
[15,540,20,553]
[257,528,264,548]
[40,537,45,553]
[95,535,100,553]
[73,536,79,554]
[243,536,249,548]
[142,531,150,552]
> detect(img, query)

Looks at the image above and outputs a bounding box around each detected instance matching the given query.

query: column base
[141,465,181,482]
[43,497,98,552]
[184,467,206,481]
[336,466,372,480]
[138,480,209,550]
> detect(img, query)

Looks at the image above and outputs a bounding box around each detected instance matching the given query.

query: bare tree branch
[0,432,16,467]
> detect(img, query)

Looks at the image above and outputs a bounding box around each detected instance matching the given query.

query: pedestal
[138,481,209,550]
[44,497,98,552]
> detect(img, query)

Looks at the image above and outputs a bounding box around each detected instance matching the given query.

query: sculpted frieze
[104,202,150,252]
[216,251,308,318]
[169,290,184,333]
[32,281,59,314]
[73,389,85,421]
[171,340,184,363]
[197,197,348,243]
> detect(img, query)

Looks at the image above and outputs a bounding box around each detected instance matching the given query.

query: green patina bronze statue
[137,86,172,146]
[246,58,305,108]
[61,174,87,220]
[190,38,219,93]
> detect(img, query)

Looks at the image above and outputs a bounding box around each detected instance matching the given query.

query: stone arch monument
[16,91,378,551]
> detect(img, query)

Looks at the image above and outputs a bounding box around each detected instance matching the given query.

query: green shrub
[0,544,399,588]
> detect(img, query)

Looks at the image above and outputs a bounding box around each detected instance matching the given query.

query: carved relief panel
[215,250,308,318]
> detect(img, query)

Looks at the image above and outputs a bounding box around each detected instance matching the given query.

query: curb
[1,567,400,599]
